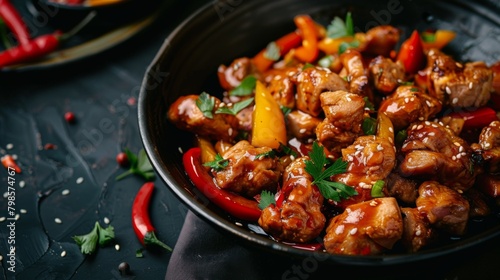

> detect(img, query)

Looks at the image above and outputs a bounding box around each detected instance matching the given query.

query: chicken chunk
[401,207,436,253]
[217,57,255,91]
[399,121,476,191]
[385,172,419,205]
[258,157,325,243]
[424,49,493,108]
[315,90,365,153]
[378,85,442,131]
[416,181,470,236]
[323,197,403,255]
[339,49,374,100]
[474,121,500,173]
[286,110,322,141]
[167,94,239,142]
[291,66,348,117]
[263,67,299,109]
[368,55,406,95]
[363,25,400,58]
[213,140,283,197]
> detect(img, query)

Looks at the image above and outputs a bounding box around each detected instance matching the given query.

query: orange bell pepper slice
[396,30,425,74]
[1,154,21,173]
[422,30,456,50]
[293,15,319,63]
[252,31,302,73]
[251,81,287,149]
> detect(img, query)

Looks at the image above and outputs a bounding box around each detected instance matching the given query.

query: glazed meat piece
[385,172,419,205]
[475,173,500,200]
[339,49,374,100]
[167,94,239,142]
[400,207,436,253]
[424,49,493,108]
[363,25,400,57]
[323,197,403,255]
[416,181,470,235]
[286,110,322,141]
[464,188,491,218]
[399,121,476,191]
[474,121,500,173]
[213,140,283,197]
[264,67,299,109]
[291,66,348,117]
[315,90,365,153]
[368,55,406,95]
[217,57,255,91]
[258,157,326,243]
[333,113,396,204]
[378,85,442,131]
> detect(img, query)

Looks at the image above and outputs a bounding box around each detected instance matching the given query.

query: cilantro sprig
[196,92,216,119]
[327,12,354,39]
[115,148,155,181]
[258,190,276,210]
[73,221,115,255]
[216,98,254,115]
[203,154,229,171]
[264,41,280,61]
[230,75,257,97]
[304,142,357,201]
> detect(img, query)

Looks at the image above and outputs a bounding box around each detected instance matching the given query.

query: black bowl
[139,0,500,267]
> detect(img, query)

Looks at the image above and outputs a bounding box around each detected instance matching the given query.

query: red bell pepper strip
[0,31,61,68]
[252,31,302,73]
[0,0,31,45]
[448,107,499,129]
[396,30,425,74]
[132,182,172,251]
[182,147,262,222]
[293,14,319,63]
[1,154,21,173]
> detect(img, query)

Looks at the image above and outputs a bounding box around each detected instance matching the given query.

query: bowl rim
[138,0,500,266]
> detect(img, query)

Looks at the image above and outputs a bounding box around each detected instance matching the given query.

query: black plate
[138,0,500,265]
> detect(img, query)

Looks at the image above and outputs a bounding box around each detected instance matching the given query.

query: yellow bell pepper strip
[197,136,217,164]
[252,31,302,73]
[396,30,425,74]
[293,14,319,63]
[421,30,456,50]
[376,112,395,143]
[251,80,287,149]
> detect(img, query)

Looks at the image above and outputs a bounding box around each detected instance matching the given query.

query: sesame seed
[115,244,120,251]
[228,128,233,136]
[418,117,424,121]
[454,142,461,147]
[428,132,435,136]
[349,228,358,235]
[19,181,25,188]
[15,214,20,220]
[456,154,462,159]
[377,144,384,151]
[62,189,70,195]
[425,121,431,126]
[459,146,464,152]
[61,251,67,257]
[426,100,433,107]
[0,217,5,222]
[104,217,110,224]
[76,177,84,184]
[452,98,458,104]
[0,255,2,261]
[445,87,451,94]
[55,218,62,224]
[299,128,306,134]
[457,189,463,194]
[404,97,409,103]
[389,127,393,133]
[178,147,183,153]
[235,222,243,227]
[452,156,457,160]
[20,209,27,214]
[6,143,13,150]
[3,192,8,198]
[416,229,422,236]
[11,154,17,160]
[417,124,423,130]
[469,82,473,89]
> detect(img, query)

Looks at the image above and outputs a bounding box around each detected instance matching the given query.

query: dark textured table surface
[0,0,499,279]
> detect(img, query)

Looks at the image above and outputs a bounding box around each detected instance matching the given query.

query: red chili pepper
[252,31,302,73]
[448,107,499,129]
[293,14,319,63]
[1,154,21,173]
[396,30,425,74]
[182,147,262,221]
[132,182,172,251]
[0,0,31,45]
[0,31,61,68]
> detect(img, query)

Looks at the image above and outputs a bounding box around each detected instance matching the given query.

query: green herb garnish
[196,92,215,119]
[304,142,357,202]
[395,129,408,145]
[338,40,360,54]
[327,12,354,39]
[73,221,115,255]
[203,154,229,171]
[363,96,375,111]
[255,150,277,159]
[258,190,276,210]
[115,148,155,181]
[318,55,334,68]
[264,41,280,61]
[216,98,254,115]
[371,180,385,198]
[362,117,377,135]
[230,75,257,96]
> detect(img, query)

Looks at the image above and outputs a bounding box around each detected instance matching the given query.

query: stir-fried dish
[167,13,500,255]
